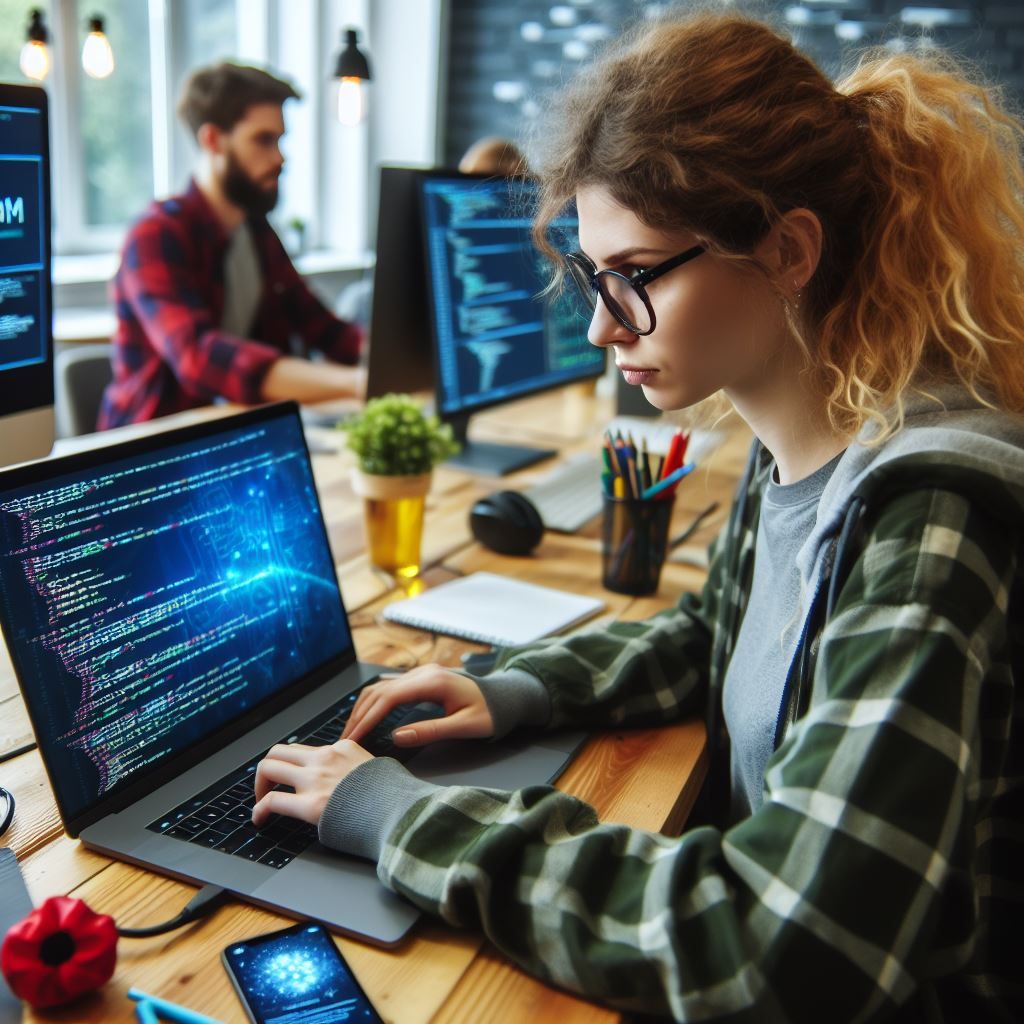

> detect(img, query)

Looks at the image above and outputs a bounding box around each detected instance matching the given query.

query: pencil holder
[601,493,676,596]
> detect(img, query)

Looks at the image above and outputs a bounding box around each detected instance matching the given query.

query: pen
[678,430,690,466]
[127,989,225,1024]
[135,1002,160,1024]
[626,452,640,499]
[640,440,652,492]
[661,429,685,479]
[642,463,695,499]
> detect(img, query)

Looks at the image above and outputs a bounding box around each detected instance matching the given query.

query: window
[3,0,374,263]
[0,1,39,82]
[75,0,154,229]
[176,0,238,69]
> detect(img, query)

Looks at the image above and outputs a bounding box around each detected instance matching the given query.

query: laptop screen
[0,406,353,824]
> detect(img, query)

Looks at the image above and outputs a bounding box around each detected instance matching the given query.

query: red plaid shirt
[97,180,362,429]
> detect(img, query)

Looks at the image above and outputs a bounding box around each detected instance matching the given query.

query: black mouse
[469,490,544,555]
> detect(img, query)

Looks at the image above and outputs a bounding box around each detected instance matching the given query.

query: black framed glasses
[563,245,706,335]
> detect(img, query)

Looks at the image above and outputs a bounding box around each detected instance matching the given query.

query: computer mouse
[469,490,544,555]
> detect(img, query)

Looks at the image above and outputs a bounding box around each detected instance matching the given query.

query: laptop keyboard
[146,687,422,869]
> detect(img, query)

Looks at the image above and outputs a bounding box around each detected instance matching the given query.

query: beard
[221,148,279,216]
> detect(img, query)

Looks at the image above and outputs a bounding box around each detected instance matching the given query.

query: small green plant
[344,394,459,475]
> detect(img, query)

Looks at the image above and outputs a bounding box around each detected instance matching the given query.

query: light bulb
[82,30,115,79]
[19,40,50,82]
[336,78,365,126]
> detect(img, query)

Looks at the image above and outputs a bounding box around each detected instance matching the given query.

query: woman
[253,14,1023,1021]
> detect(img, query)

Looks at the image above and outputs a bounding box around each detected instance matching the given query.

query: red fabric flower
[1,896,117,1008]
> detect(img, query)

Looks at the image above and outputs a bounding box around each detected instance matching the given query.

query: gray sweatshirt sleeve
[471,668,552,739]
[318,757,440,861]
[318,670,551,860]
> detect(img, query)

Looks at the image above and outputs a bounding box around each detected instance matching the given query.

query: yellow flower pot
[351,470,432,581]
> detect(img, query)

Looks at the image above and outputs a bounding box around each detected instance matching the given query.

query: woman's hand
[251,739,373,828]
[341,664,495,747]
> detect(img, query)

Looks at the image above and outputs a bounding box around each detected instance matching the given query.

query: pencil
[642,463,695,499]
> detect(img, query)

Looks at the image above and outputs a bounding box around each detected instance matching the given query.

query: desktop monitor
[418,172,603,475]
[364,166,436,399]
[0,83,54,465]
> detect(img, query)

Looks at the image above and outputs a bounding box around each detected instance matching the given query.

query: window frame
[41,0,375,262]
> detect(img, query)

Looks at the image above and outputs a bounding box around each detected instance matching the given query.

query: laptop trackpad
[408,732,585,789]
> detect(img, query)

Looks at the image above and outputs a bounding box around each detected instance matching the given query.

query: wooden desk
[0,391,750,1023]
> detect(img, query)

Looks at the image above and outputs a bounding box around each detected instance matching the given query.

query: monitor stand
[444,413,555,476]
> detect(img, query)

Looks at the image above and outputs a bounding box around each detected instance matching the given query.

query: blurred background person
[98,63,365,429]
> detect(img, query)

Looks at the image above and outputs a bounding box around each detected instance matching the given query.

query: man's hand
[261,357,367,403]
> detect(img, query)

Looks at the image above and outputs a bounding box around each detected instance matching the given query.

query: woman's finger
[254,757,306,800]
[343,673,447,742]
[391,707,492,746]
[252,789,313,828]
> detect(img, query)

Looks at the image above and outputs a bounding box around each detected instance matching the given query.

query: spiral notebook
[382,572,605,647]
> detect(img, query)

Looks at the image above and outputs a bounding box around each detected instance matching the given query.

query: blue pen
[127,988,225,1024]
[135,1001,160,1024]
[641,462,695,500]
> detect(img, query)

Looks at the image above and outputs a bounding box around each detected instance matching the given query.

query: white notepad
[382,571,605,647]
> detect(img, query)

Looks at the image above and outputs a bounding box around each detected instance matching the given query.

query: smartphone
[222,921,384,1023]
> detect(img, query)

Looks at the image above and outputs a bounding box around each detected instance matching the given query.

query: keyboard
[147,689,439,869]
[522,423,726,534]
[522,453,603,533]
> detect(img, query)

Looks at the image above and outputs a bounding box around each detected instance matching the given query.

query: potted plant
[285,215,306,255]
[343,394,459,580]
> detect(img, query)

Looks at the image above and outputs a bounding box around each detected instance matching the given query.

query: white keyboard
[522,453,604,533]
[522,424,726,534]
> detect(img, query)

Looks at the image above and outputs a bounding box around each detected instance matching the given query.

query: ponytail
[824,53,1024,436]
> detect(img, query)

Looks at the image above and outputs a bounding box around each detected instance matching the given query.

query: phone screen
[223,922,383,1024]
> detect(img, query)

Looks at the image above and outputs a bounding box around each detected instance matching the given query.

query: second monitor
[418,172,603,475]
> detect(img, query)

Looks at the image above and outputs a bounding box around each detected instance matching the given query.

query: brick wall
[443,1,1024,168]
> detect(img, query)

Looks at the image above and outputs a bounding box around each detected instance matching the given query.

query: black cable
[0,787,14,839]
[0,741,37,765]
[116,883,229,938]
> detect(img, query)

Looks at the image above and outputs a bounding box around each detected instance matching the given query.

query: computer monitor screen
[0,83,54,464]
[0,405,353,827]
[419,173,602,474]
[364,166,435,400]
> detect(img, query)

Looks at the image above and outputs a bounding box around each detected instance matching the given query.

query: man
[98,63,364,429]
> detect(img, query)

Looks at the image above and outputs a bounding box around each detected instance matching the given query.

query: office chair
[54,343,114,437]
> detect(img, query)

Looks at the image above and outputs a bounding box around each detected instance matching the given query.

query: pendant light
[19,8,51,82]
[332,28,372,126]
[82,16,115,80]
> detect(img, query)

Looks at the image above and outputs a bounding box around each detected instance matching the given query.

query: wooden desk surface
[0,389,751,1023]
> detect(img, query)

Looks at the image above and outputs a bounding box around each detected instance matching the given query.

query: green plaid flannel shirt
[374,444,1022,1022]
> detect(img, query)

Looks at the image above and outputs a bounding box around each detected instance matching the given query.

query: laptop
[0,402,584,946]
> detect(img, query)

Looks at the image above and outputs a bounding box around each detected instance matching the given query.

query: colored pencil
[642,463,695,499]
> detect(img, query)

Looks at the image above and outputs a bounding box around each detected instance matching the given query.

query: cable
[0,787,14,838]
[116,884,228,938]
[0,741,37,765]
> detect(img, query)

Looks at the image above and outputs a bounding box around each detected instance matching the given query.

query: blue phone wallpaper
[226,923,382,1024]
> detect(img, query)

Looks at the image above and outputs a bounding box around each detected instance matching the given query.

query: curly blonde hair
[533,13,1024,439]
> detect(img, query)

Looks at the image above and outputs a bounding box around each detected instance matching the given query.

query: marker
[135,1002,160,1024]
[641,463,695,499]
[661,430,685,479]
[127,989,225,1024]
